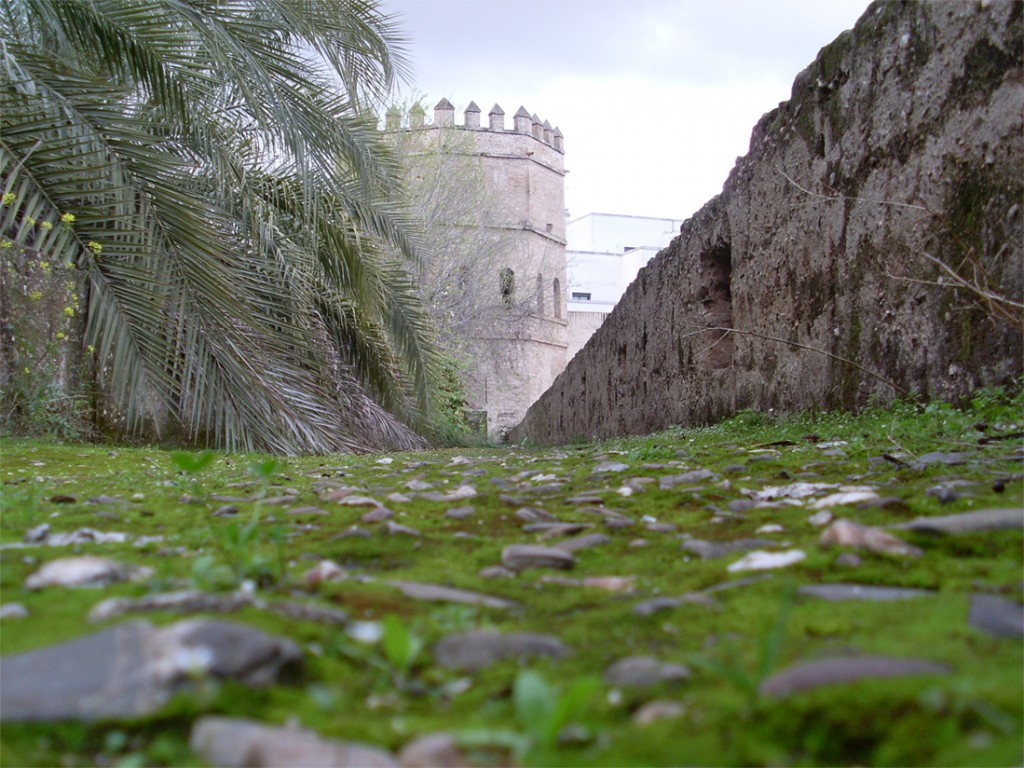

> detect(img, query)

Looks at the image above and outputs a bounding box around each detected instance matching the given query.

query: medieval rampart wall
[513,0,1023,444]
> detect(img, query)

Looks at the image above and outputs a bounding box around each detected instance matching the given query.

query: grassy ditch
[1,387,1021,766]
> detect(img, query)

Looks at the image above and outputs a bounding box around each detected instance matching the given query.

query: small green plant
[382,614,424,678]
[514,669,601,751]
[191,510,286,591]
[458,670,601,761]
[687,587,796,710]
[329,614,426,690]
[248,457,281,489]
[171,450,216,498]
[170,451,216,474]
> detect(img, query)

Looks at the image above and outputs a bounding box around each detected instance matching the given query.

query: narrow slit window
[499,267,515,305]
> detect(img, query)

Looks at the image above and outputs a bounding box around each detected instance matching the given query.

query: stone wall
[512,0,1023,445]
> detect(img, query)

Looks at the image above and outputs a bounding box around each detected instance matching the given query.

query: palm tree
[0,0,435,453]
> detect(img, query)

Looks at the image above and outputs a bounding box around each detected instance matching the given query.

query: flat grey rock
[603,656,690,687]
[89,590,255,622]
[24,528,130,548]
[383,580,515,609]
[501,544,575,571]
[25,555,153,589]
[633,597,683,616]
[819,520,923,557]
[0,619,302,721]
[798,583,934,601]
[285,505,329,516]
[760,655,950,698]
[515,507,556,522]
[433,630,569,672]
[633,700,686,726]
[0,603,29,619]
[360,507,393,522]
[385,521,420,536]
[525,483,568,495]
[969,594,1024,638]
[554,532,611,553]
[398,733,466,768]
[592,461,630,474]
[681,538,775,560]
[659,469,715,489]
[895,508,1023,535]
[190,716,396,767]
[522,522,591,537]
[911,451,972,469]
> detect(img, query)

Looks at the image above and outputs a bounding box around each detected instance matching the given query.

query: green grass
[1,386,1022,766]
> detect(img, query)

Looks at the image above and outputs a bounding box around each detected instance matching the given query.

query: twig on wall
[681,325,924,408]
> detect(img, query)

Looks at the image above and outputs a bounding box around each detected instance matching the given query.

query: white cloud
[380,0,871,219]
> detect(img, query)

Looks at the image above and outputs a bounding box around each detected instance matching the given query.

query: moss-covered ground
[1,389,1021,766]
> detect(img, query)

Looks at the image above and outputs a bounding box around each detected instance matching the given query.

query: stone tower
[390,99,569,437]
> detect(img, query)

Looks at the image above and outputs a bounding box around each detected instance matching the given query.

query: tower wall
[394,101,569,437]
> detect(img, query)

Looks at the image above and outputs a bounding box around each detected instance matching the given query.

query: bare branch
[682,325,924,407]
[775,165,931,212]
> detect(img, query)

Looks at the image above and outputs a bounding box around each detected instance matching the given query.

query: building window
[571,291,591,301]
[552,278,561,319]
[499,267,515,305]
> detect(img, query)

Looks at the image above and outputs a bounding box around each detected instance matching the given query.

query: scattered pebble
[603,655,690,687]
[807,510,833,526]
[727,549,806,572]
[501,544,575,571]
[304,560,348,586]
[0,603,29,619]
[760,655,950,698]
[25,556,153,589]
[399,732,466,768]
[361,508,394,523]
[895,507,1023,534]
[433,631,569,672]
[384,580,515,609]
[633,700,686,726]
[968,594,1024,638]
[798,583,934,601]
[820,519,922,558]
[190,716,396,768]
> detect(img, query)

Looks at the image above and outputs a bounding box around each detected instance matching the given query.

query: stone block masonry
[513,0,1023,444]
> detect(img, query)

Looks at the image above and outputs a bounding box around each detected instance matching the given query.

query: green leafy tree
[0,0,436,453]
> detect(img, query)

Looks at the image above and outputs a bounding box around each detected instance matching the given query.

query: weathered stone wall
[513,0,1023,445]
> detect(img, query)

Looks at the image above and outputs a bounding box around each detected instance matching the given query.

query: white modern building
[565,213,685,360]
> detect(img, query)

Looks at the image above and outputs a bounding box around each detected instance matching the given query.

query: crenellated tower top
[388,99,564,152]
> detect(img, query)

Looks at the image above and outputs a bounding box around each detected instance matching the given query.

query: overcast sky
[378,0,871,222]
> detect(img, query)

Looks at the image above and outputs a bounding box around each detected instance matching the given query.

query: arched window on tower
[499,267,515,306]
[552,278,561,319]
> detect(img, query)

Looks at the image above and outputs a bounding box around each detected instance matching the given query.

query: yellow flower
[40,221,53,231]
[0,240,11,249]
[55,332,66,340]
[64,307,75,317]
[28,290,42,301]
[24,367,30,374]
[1,192,14,205]
[39,261,51,273]
[87,345,96,354]
[60,213,75,224]
[87,241,102,254]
